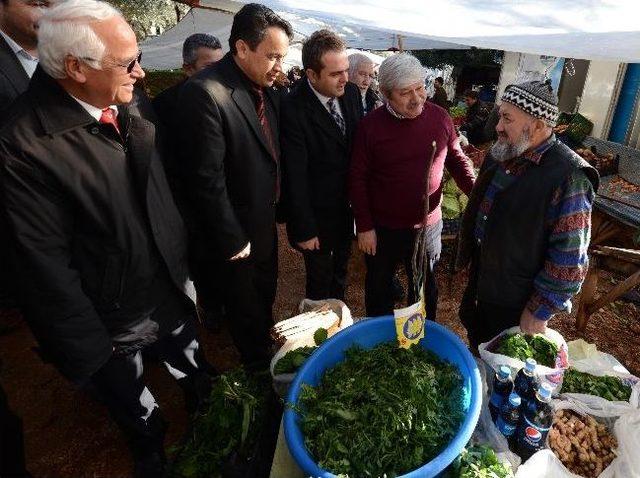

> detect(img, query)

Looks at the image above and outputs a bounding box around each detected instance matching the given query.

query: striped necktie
[327,98,346,135]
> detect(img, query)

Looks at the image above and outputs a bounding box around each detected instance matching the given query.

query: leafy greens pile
[273,327,329,375]
[495,333,559,367]
[562,368,632,401]
[297,342,465,477]
[170,369,270,478]
[450,445,514,478]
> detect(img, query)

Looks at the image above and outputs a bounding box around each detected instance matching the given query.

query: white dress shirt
[0,30,38,78]
[70,94,118,122]
[308,78,343,120]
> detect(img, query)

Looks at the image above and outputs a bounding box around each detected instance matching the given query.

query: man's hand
[520,308,547,335]
[357,230,377,256]
[297,237,320,251]
[229,242,251,261]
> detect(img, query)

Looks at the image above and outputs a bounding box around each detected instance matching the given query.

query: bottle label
[519,414,550,448]
[496,416,516,437]
[489,390,504,409]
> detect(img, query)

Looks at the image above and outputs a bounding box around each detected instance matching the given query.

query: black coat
[280,80,362,248]
[0,35,29,122]
[0,68,192,384]
[176,53,280,262]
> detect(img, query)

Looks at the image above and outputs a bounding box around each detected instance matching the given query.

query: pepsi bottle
[514,358,538,406]
[489,365,514,423]
[496,392,521,449]
[516,382,554,461]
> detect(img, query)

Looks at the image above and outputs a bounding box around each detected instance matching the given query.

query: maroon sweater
[349,102,475,232]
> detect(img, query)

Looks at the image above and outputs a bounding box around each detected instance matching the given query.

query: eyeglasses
[116,51,142,73]
[80,51,142,74]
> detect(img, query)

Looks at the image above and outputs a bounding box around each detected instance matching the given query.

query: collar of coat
[27,66,133,136]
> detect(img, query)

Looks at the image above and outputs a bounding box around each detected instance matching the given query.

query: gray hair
[378,53,426,96]
[38,0,122,79]
[348,52,374,80]
[182,33,222,65]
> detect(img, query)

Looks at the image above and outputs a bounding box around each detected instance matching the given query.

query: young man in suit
[177,3,293,368]
[0,2,213,475]
[281,29,362,300]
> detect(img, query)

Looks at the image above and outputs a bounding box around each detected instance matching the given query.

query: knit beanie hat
[501,79,559,126]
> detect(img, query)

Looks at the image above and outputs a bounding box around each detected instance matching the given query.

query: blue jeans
[364,221,442,319]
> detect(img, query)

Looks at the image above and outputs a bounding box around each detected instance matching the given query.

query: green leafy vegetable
[495,333,558,367]
[296,342,465,477]
[313,327,329,346]
[169,369,270,478]
[273,346,317,375]
[451,445,514,478]
[562,369,632,402]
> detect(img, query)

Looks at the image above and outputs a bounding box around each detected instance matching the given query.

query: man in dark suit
[177,3,293,368]
[281,30,362,300]
[0,0,44,117]
[0,0,50,313]
[0,2,212,476]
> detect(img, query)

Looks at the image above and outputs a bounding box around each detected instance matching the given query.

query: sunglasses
[81,51,142,74]
[118,52,142,73]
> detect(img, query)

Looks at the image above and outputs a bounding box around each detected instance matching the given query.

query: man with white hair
[348,52,382,115]
[456,80,599,351]
[0,1,213,475]
[349,53,475,320]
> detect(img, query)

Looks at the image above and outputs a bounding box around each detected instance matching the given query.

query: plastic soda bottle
[489,365,514,423]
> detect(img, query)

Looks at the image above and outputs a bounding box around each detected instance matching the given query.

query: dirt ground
[1,225,639,477]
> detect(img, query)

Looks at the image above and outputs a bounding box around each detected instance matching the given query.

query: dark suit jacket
[0,34,29,123]
[0,68,192,384]
[280,80,362,248]
[176,53,280,262]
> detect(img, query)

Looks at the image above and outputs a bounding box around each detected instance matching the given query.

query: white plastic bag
[472,359,522,472]
[559,339,640,410]
[514,399,639,478]
[270,299,353,398]
[479,326,569,387]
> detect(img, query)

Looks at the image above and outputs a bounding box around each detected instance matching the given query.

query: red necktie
[251,87,280,201]
[99,107,120,135]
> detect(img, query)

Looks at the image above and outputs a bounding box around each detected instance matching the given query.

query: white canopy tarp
[140,0,466,70]
[239,0,640,63]
[142,0,640,71]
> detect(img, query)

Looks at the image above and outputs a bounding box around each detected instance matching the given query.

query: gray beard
[490,130,531,162]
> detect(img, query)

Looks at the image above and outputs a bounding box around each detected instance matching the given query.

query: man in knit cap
[456,79,599,351]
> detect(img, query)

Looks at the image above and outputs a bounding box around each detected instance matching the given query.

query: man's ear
[306,68,318,85]
[235,39,249,60]
[65,55,88,84]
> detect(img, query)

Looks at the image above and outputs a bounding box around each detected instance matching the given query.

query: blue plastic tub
[284,316,482,478]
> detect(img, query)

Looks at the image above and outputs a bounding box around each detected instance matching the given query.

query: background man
[430,76,448,109]
[281,29,362,301]
[460,89,491,146]
[177,3,293,368]
[153,33,223,134]
[0,1,51,474]
[350,53,475,320]
[347,52,381,116]
[456,80,599,350]
[153,32,225,330]
[0,2,212,476]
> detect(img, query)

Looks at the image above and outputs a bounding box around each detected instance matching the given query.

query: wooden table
[576,210,640,331]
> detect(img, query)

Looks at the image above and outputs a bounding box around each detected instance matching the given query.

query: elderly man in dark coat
[0,1,212,476]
